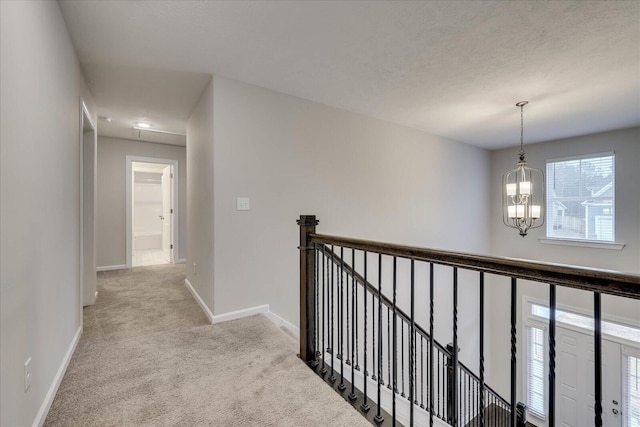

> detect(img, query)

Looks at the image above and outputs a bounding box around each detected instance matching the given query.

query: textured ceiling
[59,0,640,149]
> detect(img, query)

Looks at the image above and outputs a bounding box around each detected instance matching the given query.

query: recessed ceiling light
[135,122,151,128]
[98,116,112,122]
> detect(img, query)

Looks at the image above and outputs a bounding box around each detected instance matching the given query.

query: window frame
[544,151,616,245]
[624,346,640,427]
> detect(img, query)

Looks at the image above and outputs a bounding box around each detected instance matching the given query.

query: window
[626,353,640,427]
[546,153,615,242]
[531,303,640,342]
[527,326,546,418]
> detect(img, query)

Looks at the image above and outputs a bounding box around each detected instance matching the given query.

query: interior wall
[208,75,491,364]
[96,137,187,267]
[487,127,640,400]
[0,1,96,425]
[186,78,215,310]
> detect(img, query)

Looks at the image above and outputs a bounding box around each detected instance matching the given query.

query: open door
[161,165,173,263]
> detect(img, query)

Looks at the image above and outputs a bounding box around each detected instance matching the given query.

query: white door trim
[126,156,179,268]
[79,98,97,313]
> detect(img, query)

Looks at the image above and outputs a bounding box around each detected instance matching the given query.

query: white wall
[201,76,491,363]
[96,137,187,267]
[186,78,215,310]
[487,127,640,401]
[0,1,96,425]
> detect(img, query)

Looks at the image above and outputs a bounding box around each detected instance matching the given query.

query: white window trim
[539,237,625,250]
[546,151,615,163]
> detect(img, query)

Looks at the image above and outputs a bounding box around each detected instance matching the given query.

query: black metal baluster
[420,335,425,409]
[510,278,517,427]
[321,245,327,376]
[339,247,346,391]
[361,251,370,413]
[467,372,470,425]
[473,377,476,424]
[431,262,436,425]
[372,276,377,381]
[354,248,360,372]
[480,272,485,427]
[459,370,462,425]
[452,267,458,427]
[313,244,319,366]
[414,330,418,406]
[329,245,336,384]
[410,259,415,426]
[493,396,497,427]
[460,373,463,425]
[374,253,384,424]
[401,320,406,398]
[594,292,603,427]
[392,256,398,425]
[548,284,556,427]
[349,251,357,401]
[388,305,391,390]
[462,373,465,425]
[346,260,351,366]
[437,351,441,420]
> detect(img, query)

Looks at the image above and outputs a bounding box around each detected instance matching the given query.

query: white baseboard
[184,278,214,324]
[96,264,127,272]
[181,281,299,340]
[212,304,269,324]
[264,310,300,339]
[176,259,187,264]
[33,326,82,427]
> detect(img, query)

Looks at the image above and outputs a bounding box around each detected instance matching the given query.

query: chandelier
[502,101,544,237]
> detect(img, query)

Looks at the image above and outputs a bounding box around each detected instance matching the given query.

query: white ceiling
[59,1,640,149]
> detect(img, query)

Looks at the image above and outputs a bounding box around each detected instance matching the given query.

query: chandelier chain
[520,104,524,155]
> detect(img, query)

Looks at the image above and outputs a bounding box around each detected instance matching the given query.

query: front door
[557,326,622,427]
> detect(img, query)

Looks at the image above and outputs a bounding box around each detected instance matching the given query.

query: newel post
[298,215,318,364]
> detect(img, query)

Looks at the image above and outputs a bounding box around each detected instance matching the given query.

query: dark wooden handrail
[310,233,640,300]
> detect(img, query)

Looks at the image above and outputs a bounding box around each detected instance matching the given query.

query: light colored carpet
[44,264,371,426]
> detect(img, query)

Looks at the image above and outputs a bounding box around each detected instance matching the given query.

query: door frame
[79,98,97,312]
[125,155,179,268]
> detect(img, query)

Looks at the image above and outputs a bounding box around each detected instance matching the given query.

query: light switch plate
[236,197,250,211]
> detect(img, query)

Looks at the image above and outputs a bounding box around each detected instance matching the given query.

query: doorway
[126,156,178,268]
[80,99,97,308]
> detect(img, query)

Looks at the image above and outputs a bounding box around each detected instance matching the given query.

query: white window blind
[546,153,615,242]
[527,326,546,418]
[626,353,640,427]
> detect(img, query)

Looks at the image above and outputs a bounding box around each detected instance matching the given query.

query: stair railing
[297,215,640,427]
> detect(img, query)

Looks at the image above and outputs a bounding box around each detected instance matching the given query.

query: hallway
[44,265,370,426]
